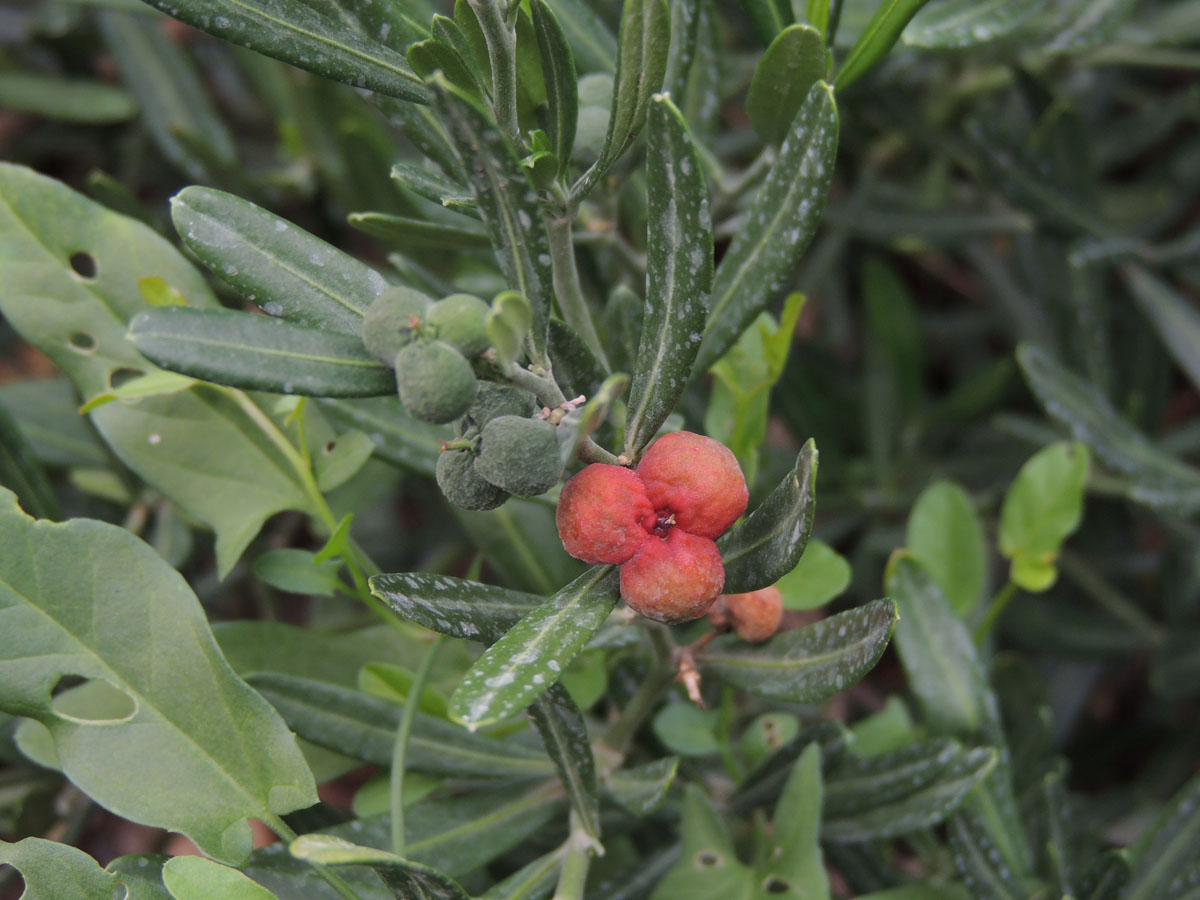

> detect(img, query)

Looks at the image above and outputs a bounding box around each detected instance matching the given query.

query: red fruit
[721,585,784,642]
[636,431,748,539]
[554,431,748,623]
[620,529,725,623]
[556,464,655,565]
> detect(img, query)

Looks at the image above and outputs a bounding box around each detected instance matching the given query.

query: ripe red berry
[718,585,784,642]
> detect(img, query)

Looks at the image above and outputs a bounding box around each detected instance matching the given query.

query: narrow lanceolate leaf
[551,0,618,73]
[0,72,137,124]
[663,0,702,103]
[695,83,838,374]
[1078,852,1131,900]
[573,0,671,199]
[747,25,828,145]
[347,211,492,250]
[369,572,540,643]
[1018,343,1200,515]
[696,598,897,703]
[0,403,60,521]
[717,440,817,594]
[291,836,469,900]
[903,0,1042,48]
[479,850,562,900]
[528,683,600,838]
[137,0,429,103]
[0,491,317,866]
[129,308,394,397]
[532,0,578,177]
[1125,264,1200,395]
[450,566,620,729]
[822,741,997,842]
[171,186,389,335]
[1125,773,1200,900]
[886,555,995,737]
[391,162,476,214]
[430,77,553,359]
[251,673,555,778]
[949,809,1033,900]
[624,95,712,457]
[834,0,930,91]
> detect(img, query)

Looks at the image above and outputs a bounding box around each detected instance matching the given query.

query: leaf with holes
[0,838,139,900]
[624,94,712,457]
[697,599,897,704]
[0,490,317,865]
[370,572,540,643]
[129,308,395,398]
[450,566,620,729]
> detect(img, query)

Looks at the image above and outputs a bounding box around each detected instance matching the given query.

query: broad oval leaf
[718,440,817,594]
[171,186,389,336]
[0,838,126,900]
[695,83,838,374]
[290,836,469,900]
[129,308,395,397]
[450,566,620,729]
[138,0,429,103]
[834,0,930,91]
[775,539,851,611]
[162,856,279,900]
[624,94,712,456]
[906,481,986,616]
[696,598,897,703]
[532,0,579,177]
[747,24,827,145]
[0,491,317,865]
[370,572,540,643]
[1017,343,1200,515]
[823,740,997,842]
[528,683,600,838]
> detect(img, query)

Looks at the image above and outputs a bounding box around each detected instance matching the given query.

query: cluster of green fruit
[360,287,562,511]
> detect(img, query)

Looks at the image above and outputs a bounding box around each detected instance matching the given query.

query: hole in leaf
[50,675,137,723]
[70,252,98,280]
[108,367,145,390]
[68,331,97,354]
[763,876,790,894]
[323,441,336,454]
[693,850,722,869]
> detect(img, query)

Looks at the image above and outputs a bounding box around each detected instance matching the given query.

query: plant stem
[553,811,595,900]
[545,208,611,369]
[469,0,519,143]
[973,581,1018,644]
[391,634,446,857]
[266,815,366,900]
[602,625,675,755]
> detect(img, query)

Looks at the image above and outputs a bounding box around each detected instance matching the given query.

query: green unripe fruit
[436,449,509,510]
[427,293,491,358]
[468,381,538,428]
[362,287,431,363]
[474,415,562,497]
[394,340,477,424]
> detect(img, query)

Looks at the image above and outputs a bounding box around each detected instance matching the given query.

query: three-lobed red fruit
[556,431,748,623]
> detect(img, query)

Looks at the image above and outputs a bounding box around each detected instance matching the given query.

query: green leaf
[0,72,137,124]
[528,683,600,837]
[823,740,997,841]
[775,539,851,611]
[450,566,620,729]
[551,0,618,74]
[138,0,429,103]
[1125,264,1200,395]
[98,11,235,179]
[163,856,279,900]
[347,212,492,250]
[696,599,897,703]
[252,674,554,777]
[653,703,721,756]
[479,851,562,900]
[902,0,1042,48]
[948,809,1033,900]
[696,82,838,374]
[1125,773,1200,900]
[885,555,995,736]
[557,372,629,468]
[848,695,919,758]
[289,836,469,900]
[999,441,1089,592]
[390,162,476,214]
[532,0,578,177]
[767,742,829,896]
[408,36,485,97]
[253,549,343,597]
[624,94,713,457]
[575,0,671,197]
[1017,343,1200,515]
[0,839,119,900]
[606,757,679,816]
[717,440,817,594]
[1077,852,1131,900]
[370,572,539,643]
[906,481,986,616]
[171,186,389,336]
[0,378,107,469]
[486,291,534,371]
[430,79,553,361]
[737,0,792,44]
[453,499,583,595]
[649,785,755,900]
[0,490,317,865]
[834,0,929,91]
[0,402,60,521]
[747,25,828,145]
[129,308,395,397]
[863,257,923,477]
[319,397,445,478]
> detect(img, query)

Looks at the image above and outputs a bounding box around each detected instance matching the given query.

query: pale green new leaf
[0,490,318,865]
[450,566,620,729]
[747,24,828,145]
[906,481,986,616]
[163,856,279,900]
[766,742,829,896]
[625,94,713,456]
[775,539,851,611]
